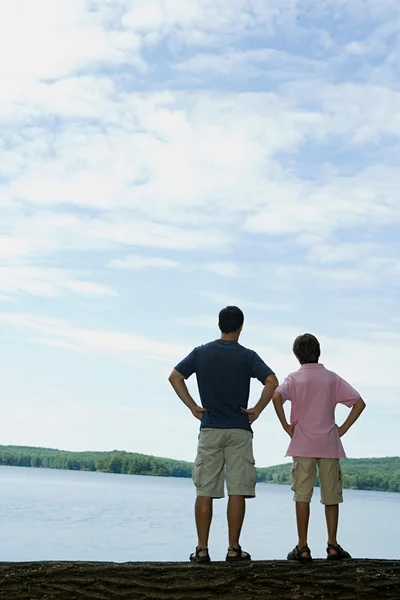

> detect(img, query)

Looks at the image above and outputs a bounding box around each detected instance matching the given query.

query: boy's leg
[325,504,339,547]
[296,502,311,550]
[192,429,225,557]
[225,429,255,557]
[318,459,346,556]
[292,458,317,554]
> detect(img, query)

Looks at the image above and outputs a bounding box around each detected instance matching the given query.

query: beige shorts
[291,457,343,505]
[193,428,256,499]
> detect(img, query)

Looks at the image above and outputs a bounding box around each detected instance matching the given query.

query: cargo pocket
[336,462,343,495]
[245,457,257,487]
[192,457,203,488]
[290,461,298,492]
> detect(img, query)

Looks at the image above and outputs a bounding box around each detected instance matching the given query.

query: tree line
[257,456,400,493]
[1,445,399,493]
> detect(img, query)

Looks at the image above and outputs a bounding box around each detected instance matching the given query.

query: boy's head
[218,306,244,334]
[293,333,320,365]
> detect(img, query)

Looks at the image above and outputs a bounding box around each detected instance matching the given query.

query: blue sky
[1,0,400,466]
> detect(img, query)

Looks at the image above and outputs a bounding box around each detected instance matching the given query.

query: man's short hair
[293,333,321,364]
[218,306,244,334]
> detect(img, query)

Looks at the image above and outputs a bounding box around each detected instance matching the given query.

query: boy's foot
[226,546,251,562]
[189,546,211,563]
[287,545,312,562]
[326,543,351,560]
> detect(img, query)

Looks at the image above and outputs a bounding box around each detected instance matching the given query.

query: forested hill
[1,445,399,493]
[257,457,400,493]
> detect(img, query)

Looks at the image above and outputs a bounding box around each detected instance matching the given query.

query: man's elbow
[168,369,184,384]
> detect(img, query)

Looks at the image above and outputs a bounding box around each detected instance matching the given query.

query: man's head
[293,333,320,365]
[218,306,244,335]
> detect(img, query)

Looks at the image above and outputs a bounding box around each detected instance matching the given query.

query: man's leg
[191,429,224,559]
[225,430,255,558]
[227,495,246,551]
[194,496,213,556]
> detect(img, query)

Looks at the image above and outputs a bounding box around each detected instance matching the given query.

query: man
[168,306,278,563]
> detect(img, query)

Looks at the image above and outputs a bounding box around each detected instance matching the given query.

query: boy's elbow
[272,391,283,405]
[267,374,279,389]
[358,397,366,411]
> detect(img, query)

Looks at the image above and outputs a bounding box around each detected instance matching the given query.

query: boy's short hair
[293,333,320,364]
[218,306,244,334]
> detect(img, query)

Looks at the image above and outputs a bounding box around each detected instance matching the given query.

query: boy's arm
[241,374,279,424]
[272,392,296,438]
[337,397,366,437]
[168,369,206,421]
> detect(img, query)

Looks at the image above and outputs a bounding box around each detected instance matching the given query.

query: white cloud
[199,291,292,312]
[0,268,117,298]
[0,313,186,365]
[107,255,181,270]
[204,262,240,278]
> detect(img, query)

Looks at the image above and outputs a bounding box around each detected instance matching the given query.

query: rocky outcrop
[1,559,399,599]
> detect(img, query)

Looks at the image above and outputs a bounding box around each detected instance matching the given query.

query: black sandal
[327,543,351,560]
[226,545,251,562]
[287,545,312,562]
[189,546,210,563]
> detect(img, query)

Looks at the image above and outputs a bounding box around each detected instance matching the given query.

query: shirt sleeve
[174,348,197,379]
[335,376,361,407]
[275,376,293,405]
[250,352,274,384]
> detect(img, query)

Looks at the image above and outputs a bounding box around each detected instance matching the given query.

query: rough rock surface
[1,559,399,600]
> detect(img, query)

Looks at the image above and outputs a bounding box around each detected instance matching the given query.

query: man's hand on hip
[241,407,260,424]
[191,405,206,421]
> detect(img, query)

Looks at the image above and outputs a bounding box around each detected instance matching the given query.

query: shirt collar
[300,363,324,369]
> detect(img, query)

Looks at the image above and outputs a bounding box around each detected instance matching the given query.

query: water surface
[1,465,398,562]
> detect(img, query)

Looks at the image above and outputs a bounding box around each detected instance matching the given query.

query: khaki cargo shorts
[193,428,256,499]
[291,457,343,505]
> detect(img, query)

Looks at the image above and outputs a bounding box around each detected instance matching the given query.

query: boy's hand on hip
[241,407,260,424]
[337,425,346,437]
[285,422,297,438]
[191,405,206,421]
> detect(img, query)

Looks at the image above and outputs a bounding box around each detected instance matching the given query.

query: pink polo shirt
[276,364,361,459]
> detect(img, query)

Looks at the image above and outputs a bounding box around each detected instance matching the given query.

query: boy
[273,333,366,562]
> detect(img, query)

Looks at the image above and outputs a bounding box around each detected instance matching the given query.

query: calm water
[0,465,399,562]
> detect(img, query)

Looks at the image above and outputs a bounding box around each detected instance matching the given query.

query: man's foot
[326,543,351,560]
[287,545,312,562]
[226,545,251,562]
[189,546,211,563]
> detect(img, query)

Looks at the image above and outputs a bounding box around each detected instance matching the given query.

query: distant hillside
[1,445,399,493]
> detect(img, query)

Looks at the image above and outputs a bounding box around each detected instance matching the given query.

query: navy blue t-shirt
[174,340,274,431]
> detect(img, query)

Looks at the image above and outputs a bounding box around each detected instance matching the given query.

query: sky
[1,0,400,467]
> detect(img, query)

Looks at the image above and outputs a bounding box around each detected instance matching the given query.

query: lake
[0,465,399,562]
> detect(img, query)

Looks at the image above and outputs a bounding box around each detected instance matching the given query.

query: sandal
[189,546,210,563]
[226,545,251,562]
[327,543,351,560]
[287,545,312,562]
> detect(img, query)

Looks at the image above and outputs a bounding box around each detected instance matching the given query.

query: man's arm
[168,369,206,421]
[272,392,296,437]
[241,374,279,424]
[337,397,366,437]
